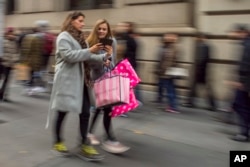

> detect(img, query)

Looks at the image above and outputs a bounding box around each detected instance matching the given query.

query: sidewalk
[0,86,248,167]
[35,103,243,167]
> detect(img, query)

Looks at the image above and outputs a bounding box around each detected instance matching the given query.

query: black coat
[239,36,250,92]
[124,33,138,70]
[194,41,210,83]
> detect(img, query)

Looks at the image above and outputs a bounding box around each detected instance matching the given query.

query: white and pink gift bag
[112,89,139,117]
[113,59,141,88]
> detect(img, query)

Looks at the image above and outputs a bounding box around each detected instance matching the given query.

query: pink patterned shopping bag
[112,89,139,117]
[112,59,141,88]
[94,75,130,108]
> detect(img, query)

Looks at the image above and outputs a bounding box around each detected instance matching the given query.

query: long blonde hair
[86,19,113,47]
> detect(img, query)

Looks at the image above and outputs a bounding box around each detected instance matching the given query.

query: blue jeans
[159,78,177,110]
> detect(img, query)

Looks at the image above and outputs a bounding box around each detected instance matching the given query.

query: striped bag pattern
[94,75,130,108]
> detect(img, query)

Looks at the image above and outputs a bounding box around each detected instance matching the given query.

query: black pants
[89,107,116,141]
[42,54,50,70]
[188,81,216,109]
[54,85,90,144]
[0,62,4,80]
[0,66,12,99]
[233,89,250,137]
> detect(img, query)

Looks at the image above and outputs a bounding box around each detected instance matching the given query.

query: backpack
[43,33,55,55]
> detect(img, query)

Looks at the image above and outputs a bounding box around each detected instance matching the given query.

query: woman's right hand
[89,43,104,53]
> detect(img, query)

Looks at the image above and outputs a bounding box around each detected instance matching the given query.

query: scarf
[67,25,91,86]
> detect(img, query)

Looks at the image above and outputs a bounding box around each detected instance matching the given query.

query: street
[0,84,250,167]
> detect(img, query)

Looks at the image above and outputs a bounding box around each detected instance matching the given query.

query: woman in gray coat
[48,12,111,161]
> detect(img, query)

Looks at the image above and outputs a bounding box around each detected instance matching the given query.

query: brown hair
[86,19,113,47]
[61,11,85,32]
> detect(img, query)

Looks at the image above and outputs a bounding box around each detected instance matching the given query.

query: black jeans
[0,66,12,99]
[42,54,50,70]
[188,81,216,109]
[54,85,90,144]
[233,89,250,137]
[89,107,116,141]
[0,62,4,80]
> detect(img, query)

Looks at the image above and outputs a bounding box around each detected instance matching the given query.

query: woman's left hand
[104,59,111,67]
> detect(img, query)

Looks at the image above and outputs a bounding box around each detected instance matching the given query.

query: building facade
[4,0,250,100]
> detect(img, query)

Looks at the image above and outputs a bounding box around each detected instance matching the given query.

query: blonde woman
[86,19,130,154]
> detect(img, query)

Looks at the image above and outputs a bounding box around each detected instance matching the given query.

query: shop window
[6,0,15,14]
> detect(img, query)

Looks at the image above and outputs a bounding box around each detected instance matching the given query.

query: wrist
[89,48,93,53]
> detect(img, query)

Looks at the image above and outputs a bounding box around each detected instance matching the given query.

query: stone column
[113,0,125,8]
[0,0,5,57]
[54,0,69,11]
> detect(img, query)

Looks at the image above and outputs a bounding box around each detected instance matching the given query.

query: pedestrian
[34,20,55,71]
[182,33,217,111]
[20,27,45,94]
[155,33,179,113]
[113,22,127,64]
[0,27,19,102]
[123,22,143,106]
[230,25,250,142]
[47,11,110,160]
[86,19,130,153]
[152,36,170,104]
[20,22,54,95]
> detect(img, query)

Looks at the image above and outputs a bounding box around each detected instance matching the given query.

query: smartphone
[99,38,113,46]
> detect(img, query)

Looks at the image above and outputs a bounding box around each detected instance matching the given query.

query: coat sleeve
[111,38,117,65]
[57,36,105,63]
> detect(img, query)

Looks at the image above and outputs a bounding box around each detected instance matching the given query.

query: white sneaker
[22,88,34,96]
[101,140,130,154]
[119,114,128,118]
[90,106,96,113]
[137,100,143,108]
[87,133,100,145]
[32,86,47,93]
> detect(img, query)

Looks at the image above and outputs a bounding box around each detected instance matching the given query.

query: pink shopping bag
[112,89,139,117]
[112,59,141,88]
[94,75,130,108]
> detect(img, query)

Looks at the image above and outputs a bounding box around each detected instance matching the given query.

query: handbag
[14,64,31,81]
[94,73,130,109]
[165,67,188,77]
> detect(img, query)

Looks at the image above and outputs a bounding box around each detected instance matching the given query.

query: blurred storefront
[0,0,5,57]
[4,0,250,100]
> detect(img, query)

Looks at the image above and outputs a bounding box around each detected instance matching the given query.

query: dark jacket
[2,36,19,67]
[124,33,138,70]
[194,41,210,83]
[156,44,177,78]
[239,35,250,92]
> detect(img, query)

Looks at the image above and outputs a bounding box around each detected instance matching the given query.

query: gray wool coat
[46,31,105,128]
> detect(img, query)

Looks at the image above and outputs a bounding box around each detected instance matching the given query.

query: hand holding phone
[104,45,113,57]
[99,38,113,46]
